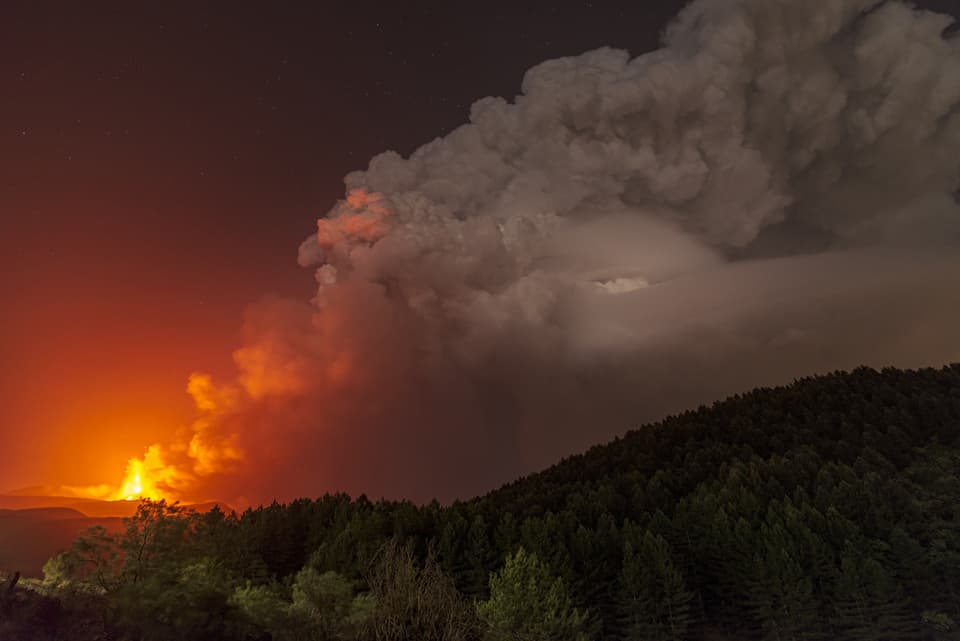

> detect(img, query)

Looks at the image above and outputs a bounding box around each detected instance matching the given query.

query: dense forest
[3,365,959,641]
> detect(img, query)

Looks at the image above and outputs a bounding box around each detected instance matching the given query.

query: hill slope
[483,363,960,513]
[27,365,960,640]
[236,365,960,638]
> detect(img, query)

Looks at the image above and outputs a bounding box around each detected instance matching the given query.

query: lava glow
[108,444,184,502]
[62,446,178,502]
[116,457,158,501]
[58,374,248,504]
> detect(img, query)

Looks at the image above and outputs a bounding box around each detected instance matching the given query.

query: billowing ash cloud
[155,0,960,505]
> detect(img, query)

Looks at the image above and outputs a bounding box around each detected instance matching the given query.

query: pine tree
[745,514,822,641]
[463,514,496,599]
[615,530,693,641]
[476,547,591,641]
[438,511,470,590]
[700,511,755,635]
[833,543,924,641]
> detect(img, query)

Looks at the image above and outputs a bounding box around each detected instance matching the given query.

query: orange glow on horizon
[64,446,178,503]
[116,457,162,501]
[54,369,251,505]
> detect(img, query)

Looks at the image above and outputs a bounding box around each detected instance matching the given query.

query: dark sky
[1,0,692,490]
[2,0,958,493]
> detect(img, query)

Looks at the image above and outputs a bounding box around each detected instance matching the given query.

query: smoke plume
[151,0,960,505]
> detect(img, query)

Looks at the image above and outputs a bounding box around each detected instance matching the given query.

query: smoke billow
[154,0,960,505]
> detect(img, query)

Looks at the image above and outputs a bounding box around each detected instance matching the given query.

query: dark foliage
[30,365,960,640]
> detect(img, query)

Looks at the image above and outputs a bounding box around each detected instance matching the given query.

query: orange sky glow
[6,0,960,510]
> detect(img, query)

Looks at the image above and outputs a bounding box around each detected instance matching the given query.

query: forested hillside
[12,365,960,640]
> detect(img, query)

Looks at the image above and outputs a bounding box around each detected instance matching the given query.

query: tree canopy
[20,365,960,640]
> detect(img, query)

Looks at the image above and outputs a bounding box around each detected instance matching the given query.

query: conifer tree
[745,515,822,641]
[833,543,924,641]
[476,547,591,641]
[615,530,693,641]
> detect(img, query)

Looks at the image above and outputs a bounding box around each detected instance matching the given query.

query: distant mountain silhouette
[0,508,124,577]
[0,498,231,576]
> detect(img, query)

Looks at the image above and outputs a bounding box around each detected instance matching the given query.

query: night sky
[2,0,691,491]
[3,0,959,500]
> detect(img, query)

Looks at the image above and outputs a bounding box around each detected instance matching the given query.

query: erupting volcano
[69,448,175,503]
[5,0,960,509]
